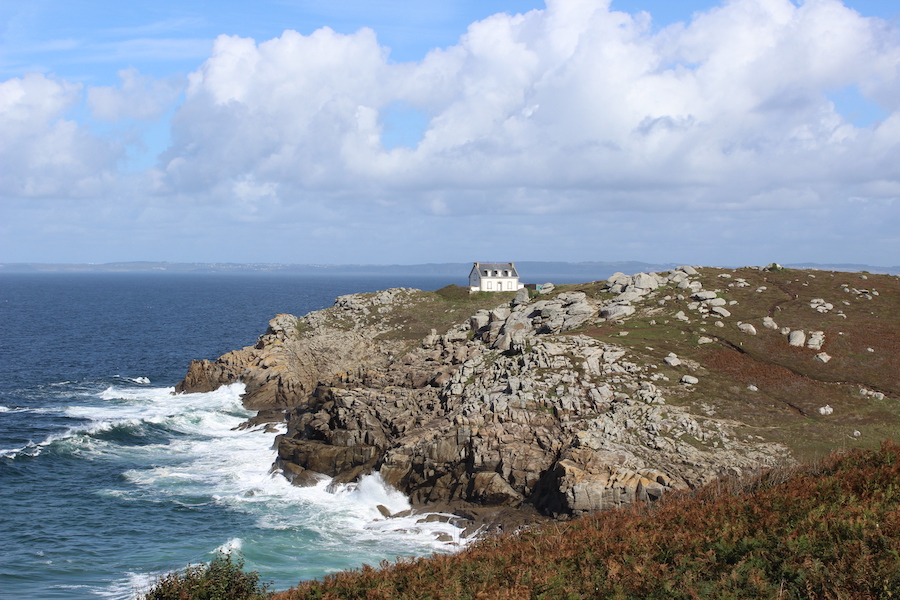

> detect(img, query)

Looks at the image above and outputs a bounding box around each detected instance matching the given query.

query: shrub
[273,443,900,599]
[142,552,269,600]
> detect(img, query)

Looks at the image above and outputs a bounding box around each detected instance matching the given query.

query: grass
[578,268,900,463]
[168,442,900,599]
[376,285,516,344]
[309,285,516,349]
[305,268,897,463]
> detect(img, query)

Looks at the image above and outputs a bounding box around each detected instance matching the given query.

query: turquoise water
[0,273,463,599]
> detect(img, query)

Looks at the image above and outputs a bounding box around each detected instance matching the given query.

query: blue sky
[1,0,899,266]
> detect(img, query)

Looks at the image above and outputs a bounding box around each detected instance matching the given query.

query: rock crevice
[177,274,790,519]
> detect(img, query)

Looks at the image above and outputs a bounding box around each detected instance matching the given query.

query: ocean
[0,272,465,599]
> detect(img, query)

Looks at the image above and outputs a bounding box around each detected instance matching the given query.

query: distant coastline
[2,260,898,277]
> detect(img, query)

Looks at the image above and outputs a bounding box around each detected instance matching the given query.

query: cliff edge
[177,266,899,524]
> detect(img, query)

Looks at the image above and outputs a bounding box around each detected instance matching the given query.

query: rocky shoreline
[175,267,807,537]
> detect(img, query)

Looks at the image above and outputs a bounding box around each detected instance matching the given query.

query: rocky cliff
[177,266,899,525]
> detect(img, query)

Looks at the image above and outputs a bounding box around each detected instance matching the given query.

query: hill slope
[177,265,898,528]
[274,442,900,599]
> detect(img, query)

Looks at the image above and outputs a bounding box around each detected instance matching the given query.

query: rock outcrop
[177,272,791,522]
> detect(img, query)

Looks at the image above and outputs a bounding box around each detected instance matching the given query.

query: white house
[469,262,524,292]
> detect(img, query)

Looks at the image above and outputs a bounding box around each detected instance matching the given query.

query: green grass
[375,286,516,345]
[309,285,516,347]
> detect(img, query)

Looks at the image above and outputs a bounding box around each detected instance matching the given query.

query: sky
[1,0,899,267]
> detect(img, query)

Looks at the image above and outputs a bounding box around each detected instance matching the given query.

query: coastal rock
[600,303,635,320]
[664,354,681,367]
[606,272,631,287]
[807,331,825,351]
[470,310,490,332]
[632,272,659,291]
[470,472,525,506]
[810,299,834,313]
[788,330,806,347]
[176,278,791,522]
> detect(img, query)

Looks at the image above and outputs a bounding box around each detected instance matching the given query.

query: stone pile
[469,291,596,353]
[807,331,826,351]
[841,283,878,300]
[780,327,829,361]
[728,277,751,288]
[861,388,886,401]
[597,266,743,330]
[333,288,419,321]
[810,298,834,313]
[599,271,668,321]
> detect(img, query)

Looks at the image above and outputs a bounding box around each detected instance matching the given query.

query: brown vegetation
[581,268,900,462]
[272,442,900,599]
[159,267,900,600]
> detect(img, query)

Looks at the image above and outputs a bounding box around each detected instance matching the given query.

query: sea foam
[9,379,466,599]
[93,382,467,548]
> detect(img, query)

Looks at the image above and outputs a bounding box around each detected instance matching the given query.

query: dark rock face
[177,281,790,519]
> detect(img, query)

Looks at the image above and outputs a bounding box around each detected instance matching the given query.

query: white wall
[471,277,520,291]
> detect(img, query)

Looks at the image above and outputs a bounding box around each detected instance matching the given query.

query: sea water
[0,272,462,599]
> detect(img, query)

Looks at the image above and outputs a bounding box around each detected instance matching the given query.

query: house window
[486,281,492,290]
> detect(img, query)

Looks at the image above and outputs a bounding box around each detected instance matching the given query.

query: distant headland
[2,260,898,277]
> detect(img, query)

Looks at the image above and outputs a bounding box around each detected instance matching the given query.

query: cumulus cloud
[0,73,121,197]
[87,67,185,121]
[149,0,900,217]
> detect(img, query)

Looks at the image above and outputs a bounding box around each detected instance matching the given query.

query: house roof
[470,262,519,278]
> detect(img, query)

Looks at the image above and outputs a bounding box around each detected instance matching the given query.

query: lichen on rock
[176,276,793,525]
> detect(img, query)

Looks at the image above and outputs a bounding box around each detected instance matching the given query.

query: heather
[144,266,900,599]
[272,442,900,600]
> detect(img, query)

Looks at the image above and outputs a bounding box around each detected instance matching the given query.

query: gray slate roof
[470,262,519,278]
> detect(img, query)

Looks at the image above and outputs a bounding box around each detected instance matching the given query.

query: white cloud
[87,67,185,121]
[2,0,898,269]
[148,0,899,217]
[0,73,121,197]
